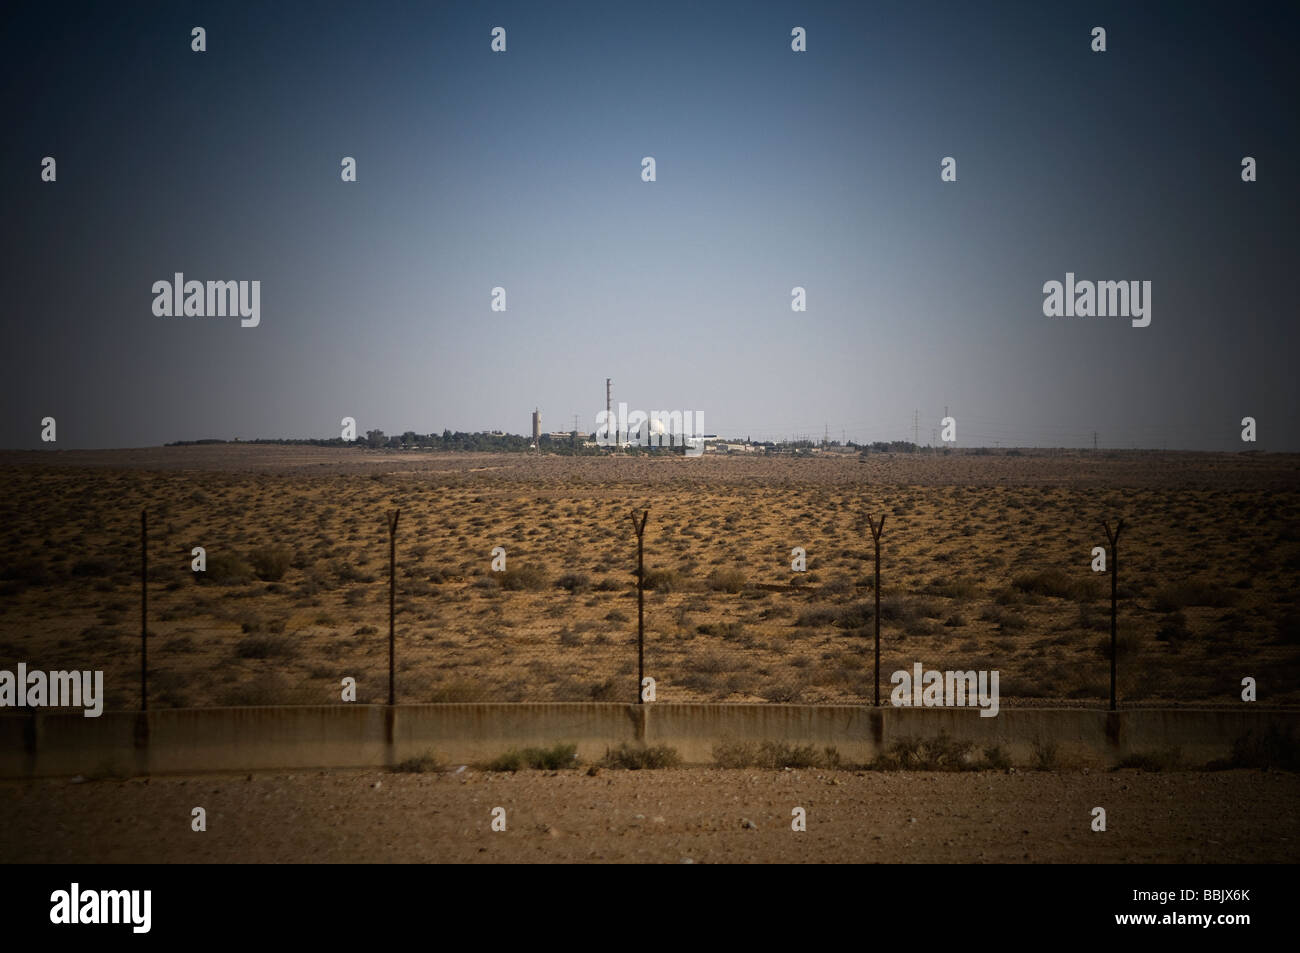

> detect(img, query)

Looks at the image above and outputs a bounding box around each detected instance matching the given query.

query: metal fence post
[629,508,649,703]
[141,508,148,712]
[388,509,400,706]
[1101,518,1125,711]
[868,514,886,706]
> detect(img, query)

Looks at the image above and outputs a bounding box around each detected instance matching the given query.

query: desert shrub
[331,559,375,584]
[904,618,945,637]
[1012,569,1100,601]
[1114,747,1182,772]
[762,683,808,704]
[80,625,124,643]
[981,745,1012,770]
[1152,579,1237,611]
[234,634,297,659]
[1274,611,1300,645]
[713,741,842,769]
[484,750,524,772]
[429,679,488,702]
[393,751,448,773]
[599,744,681,770]
[795,606,839,627]
[1208,725,1300,771]
[677,670,723,695]
[926,577,981,600]
[149,668,192,709]
[555,572,590,593]
[205,551,255,584]
[820,576,855,596]
[993,586,1027,606]
[1077,603,1108,631]
[696,621,745,640]
[216,672,302,706]
[1032,739,1059,771]
[498,564,548,591]
[836,602,874,628]
[641,568,681,591]
[1155,611,1192,644]
[69,557,118,578]
[484,743,578,772]
[1094,630,1141,660]
[585,678,621,701]
[249,545,293,581]
[707,568,747,593]
[876,733,977,771]
[0,558,51,586]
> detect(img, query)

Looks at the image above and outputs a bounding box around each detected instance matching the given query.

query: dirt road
[2,767,1294,863]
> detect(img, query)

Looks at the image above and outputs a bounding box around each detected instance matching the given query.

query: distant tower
[532,408,541,448]
[606,378,616,449]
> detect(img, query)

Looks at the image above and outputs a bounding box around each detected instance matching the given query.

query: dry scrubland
[0,446,1297,710]
[2,766,1296,864]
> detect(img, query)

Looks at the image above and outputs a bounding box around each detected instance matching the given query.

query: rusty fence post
[629,508,649,704]
[1100,518,1125,711]
[868,514,886,707]
[141,508,148,712]
[388,509,400,706]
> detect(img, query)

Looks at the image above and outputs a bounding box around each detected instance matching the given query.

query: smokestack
[606,378,617,449]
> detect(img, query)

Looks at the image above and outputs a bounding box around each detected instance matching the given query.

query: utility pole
[1093,431,1098,452]
[1101,519,1124,711]
[868,515,886,706]
[630,509,649,703]
[913,410,919,449]
[140,509,148,711]
[387,510,399,705]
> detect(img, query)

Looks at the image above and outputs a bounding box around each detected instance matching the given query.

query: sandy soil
[2,767,1295,864]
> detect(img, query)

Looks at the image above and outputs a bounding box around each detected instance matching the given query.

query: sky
[3,0,1298,450]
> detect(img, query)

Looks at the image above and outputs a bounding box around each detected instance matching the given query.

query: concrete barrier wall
[0,704,1295,778]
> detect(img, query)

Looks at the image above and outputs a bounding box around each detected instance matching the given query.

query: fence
[2,495,1296,713]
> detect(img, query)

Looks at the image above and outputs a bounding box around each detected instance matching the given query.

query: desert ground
[0,446,1297,711]
[2,765,1295,864]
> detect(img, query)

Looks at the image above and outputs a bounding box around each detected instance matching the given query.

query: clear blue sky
[3,0,1297,449]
